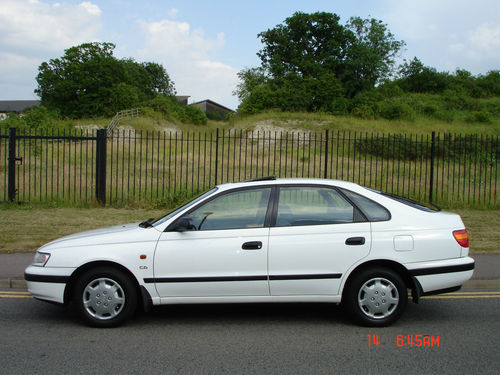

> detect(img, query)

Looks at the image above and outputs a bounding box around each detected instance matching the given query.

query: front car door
[268,185,371,296]
[153,187,272,300]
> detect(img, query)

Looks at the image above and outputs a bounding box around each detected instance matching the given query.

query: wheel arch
[63,260,152,311]
[341,259,418,301]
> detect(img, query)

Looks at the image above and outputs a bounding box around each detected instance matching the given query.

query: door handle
[345,237,365,245]
[242,241,263,250]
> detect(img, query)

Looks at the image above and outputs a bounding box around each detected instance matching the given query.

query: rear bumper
[24,265,74,304]
[406,257,474,294]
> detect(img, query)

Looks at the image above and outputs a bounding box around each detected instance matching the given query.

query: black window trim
[166,183,391,232]
[165,185,277,232]
[273,183,368,228]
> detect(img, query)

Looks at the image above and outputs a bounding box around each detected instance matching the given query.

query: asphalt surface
[1,253,499,374]
[0,294,499,374]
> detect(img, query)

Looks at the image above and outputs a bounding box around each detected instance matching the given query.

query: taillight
[453,229,469,248]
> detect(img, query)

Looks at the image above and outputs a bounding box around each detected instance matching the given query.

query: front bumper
[406,256,475,294]
[24,265,75,304]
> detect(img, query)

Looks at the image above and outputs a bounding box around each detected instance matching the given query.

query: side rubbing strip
[144,273,342,283]
[24,273,70,283]
[269,273,342,280]
[409,262,475,276]
[143,275,267,283]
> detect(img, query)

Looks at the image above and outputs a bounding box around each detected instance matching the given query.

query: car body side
[24,179,474,310]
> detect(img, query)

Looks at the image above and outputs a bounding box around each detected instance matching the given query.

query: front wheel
[344,267,407,327]
[73,267,137,328]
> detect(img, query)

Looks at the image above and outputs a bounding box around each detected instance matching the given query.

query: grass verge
[0,207,497,254]
[0,207,167,254]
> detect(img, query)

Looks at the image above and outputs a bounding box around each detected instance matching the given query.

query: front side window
[184,188,271,231]
[153,188,218,227]
[276,187,356,227]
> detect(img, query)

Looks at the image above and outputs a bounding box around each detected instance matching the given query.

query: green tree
[255,12,404,97]
[35,42,175,118]
[238,12,404,113]
[233,67,269,103]
[257,12,348,79]
[142,62,176,95]
[342,17,405,97]
[397,57,450,93]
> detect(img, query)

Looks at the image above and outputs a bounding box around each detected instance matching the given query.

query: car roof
[216,178,362,192]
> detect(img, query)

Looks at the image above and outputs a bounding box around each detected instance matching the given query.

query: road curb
[1,277,499,292]
[461,279,500,290]
[0,278,27,290]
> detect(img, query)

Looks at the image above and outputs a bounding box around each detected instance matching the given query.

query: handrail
[106,108,140,135]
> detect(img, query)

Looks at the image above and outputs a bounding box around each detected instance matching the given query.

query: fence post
[8,128,17,202]
[214,128,219,185]
[324,129,329,179]
[429,131,436,203]
[95,129,107,205]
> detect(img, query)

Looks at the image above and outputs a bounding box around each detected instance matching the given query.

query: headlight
[33,251,51,267]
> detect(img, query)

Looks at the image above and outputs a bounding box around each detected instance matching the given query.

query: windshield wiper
[139,218,155,228]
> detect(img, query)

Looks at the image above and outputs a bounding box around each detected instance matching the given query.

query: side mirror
[174,217,194,232]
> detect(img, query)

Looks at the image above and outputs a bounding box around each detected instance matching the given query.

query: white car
[25,178,474,327]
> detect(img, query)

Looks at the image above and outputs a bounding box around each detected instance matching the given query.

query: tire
[73,267,138,328]
[344,267,407,327]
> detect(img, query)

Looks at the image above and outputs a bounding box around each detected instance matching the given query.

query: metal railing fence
[1,128,498,207]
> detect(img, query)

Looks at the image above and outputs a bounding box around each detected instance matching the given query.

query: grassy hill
[66,109,500,136]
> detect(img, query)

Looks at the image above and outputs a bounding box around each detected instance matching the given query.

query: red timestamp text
[367,334,440,347]
[396,334,440,347]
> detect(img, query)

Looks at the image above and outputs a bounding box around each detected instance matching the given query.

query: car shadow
[134,302,353,327]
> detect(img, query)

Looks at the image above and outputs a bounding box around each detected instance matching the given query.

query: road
[0,291,499,375]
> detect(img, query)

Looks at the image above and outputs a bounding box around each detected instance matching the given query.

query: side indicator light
[140,254,147,259]
[453,229,469,248]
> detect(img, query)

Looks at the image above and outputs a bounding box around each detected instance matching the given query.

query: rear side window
[340,188,390,221]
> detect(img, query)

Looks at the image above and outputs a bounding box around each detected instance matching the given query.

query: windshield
[152,188,218,227]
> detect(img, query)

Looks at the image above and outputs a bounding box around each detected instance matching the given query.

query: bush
[379,100,414,120]
[465,111,493,123]
[238,84,276,114]
[238,71,345,114]
[478,70,500,96]
[142,95,207,125]
[354,134,498,163]
[184,105,207,125]
[421,103,439,116]
[206,110,225,121]
[0,106,71,131]
[352,104,376,119]
[432,110,455,122]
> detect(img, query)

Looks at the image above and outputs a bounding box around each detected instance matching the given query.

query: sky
[0,0,499,111]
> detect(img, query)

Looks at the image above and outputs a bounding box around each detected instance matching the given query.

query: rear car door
[268,185,371,296]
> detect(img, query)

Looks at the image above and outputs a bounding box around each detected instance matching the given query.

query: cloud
[377,0,500,74]
[167,8,179,18]
[80,1,102,16]
[469,24,500,52]
[0,0,102,99]
[139,18,239,109]
[0,0,102,56]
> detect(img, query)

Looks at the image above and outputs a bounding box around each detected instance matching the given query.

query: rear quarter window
[340,188,391,221]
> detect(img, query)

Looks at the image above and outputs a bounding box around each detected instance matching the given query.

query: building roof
[0,100,40,113]
[192,99,234,112]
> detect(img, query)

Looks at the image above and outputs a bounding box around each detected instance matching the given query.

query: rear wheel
[344,267,407,326]
[73,267,137,327]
